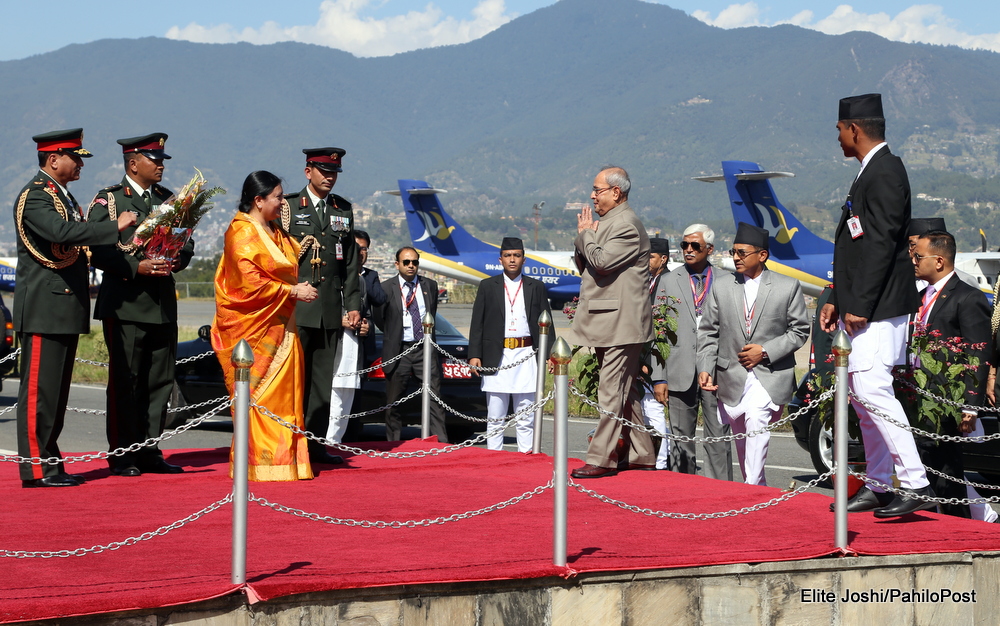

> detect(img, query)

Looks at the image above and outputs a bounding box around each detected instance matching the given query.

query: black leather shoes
[829,485,893,512]
[61,473,86,484]
[137,460,184,474]
[22,475,81,488]
[310,451,344,465]
[571,464,618,478]
[111,465,142,477]
[873,486,937,518]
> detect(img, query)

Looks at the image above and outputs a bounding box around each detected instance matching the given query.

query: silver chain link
[895,377,999,415]
[430,340,537,373]
[333,340,423,377]
[569,384,834,443]
[849,390,1000,443]
[0,348,20,364]
[570,469,835,519]
[0,493,233,558]
[0,397,233,465]
[248,481,552,528]
[922,464,1000,491]
[175,350,216,365]
[850,469,1000,506]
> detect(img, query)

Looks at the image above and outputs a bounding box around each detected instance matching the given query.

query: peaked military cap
[500,237,524,251]
[839,93,884,120]
[32,128,92,157]
[304,147,346,172]
[907,217,947,237]
[650,237,669,255]
[734,222,769,251]
[118,133,171,160]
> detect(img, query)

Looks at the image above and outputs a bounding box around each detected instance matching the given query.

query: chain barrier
[333,340,423,377]
[568,384,834,443]
[255,390,552,459]
[249,481,552,528]
[569,469,835,520]
[0,397,233,465]
[175,350,216,365]
[849,469,1000,506]
[848,391,1000,443]
[895,378,1000,415]
[0,348,19,365]
[0,493,233,558]
[922,464,1000,492]
[429,340,537,374]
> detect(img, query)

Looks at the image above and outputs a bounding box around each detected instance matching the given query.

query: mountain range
[1,0,999,254]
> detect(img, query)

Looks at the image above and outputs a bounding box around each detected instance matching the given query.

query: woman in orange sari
[212,171,318,481]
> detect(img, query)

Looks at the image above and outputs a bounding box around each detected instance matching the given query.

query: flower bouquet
[132,168,225,259]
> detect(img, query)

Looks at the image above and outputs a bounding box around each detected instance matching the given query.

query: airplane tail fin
[395,180,496,257]
[717,160,833,263]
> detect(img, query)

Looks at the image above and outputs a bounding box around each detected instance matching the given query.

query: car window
[371,313,466,340]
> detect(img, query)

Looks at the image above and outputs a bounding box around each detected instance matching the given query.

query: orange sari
[211,212,314,481]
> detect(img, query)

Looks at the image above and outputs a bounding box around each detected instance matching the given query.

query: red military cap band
[122,138,166,153]
[36,138,83,152]
[308,154,342,166]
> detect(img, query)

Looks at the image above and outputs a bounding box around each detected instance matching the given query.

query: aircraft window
[547,267,553,275]
[528,267,535,274]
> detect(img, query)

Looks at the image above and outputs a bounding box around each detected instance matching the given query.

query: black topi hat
[734,222,769,251]
[650,237,669,255]
[500,237,524,251]
[839,93,884,120]
[907,217,947,237]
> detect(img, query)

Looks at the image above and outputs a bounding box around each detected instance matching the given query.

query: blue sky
[2,1,998,61]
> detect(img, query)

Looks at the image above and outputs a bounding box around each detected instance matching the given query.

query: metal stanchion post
[421,311,435,439]
[532,310,552,454]
[550,337,572,567]
[832,329,852,551]
[231,339,254,585]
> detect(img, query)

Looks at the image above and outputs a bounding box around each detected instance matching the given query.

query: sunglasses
[680,241,704,252]
[400,259,420,266]
[729,248,760,259]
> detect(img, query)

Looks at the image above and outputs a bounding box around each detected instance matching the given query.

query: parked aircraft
[697,160,1000,298]
[0,258,15,292]
[387,179,582,306]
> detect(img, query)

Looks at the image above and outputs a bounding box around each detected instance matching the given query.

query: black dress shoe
[22,475,81,488]
[111,465,142,477]
[310,451,344,465]
[873,486,937,518]
[571,464,618,478]
[61,473,86,484]
[137,460,184,474]
[829,485,893,512]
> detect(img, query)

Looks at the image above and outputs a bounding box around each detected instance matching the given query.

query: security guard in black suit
[13,129,136,488]
[88,133,194,476]
[283,147,361,464]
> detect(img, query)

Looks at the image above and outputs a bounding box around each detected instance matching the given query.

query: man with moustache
[819,93,933,517]
[13,129,136,488]
[284,147,361,465]
[468,237,552,453]
[374,247,448,442]
[661,224,733,480]
[569,166,656,478]
[89,133,193,476]
[643,236,672,469]
[697,223,809,486]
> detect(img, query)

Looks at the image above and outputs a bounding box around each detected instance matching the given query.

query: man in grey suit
[570,166,656,478]
[697,223,809,486]
[658,224,733,480]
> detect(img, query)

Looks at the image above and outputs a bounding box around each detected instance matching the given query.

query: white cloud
[165,0,515,57]
[692,3,1000,54]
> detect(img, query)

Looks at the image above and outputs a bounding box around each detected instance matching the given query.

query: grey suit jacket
[696,268,809,407]
[568,201,653,347]
[653,264,716,386]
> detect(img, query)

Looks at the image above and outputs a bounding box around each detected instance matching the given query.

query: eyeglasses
[591,186,615,196]
[729,247,761,259]
[912,253,942,262]
[357,246,369,252]
[399,259,420,266]
[680,241,704,252]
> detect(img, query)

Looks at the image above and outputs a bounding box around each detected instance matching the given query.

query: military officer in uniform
[13,129,136,488]
[284,147,361,465]
[88,133,193,476]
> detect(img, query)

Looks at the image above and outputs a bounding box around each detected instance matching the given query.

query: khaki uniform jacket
[568,201,653,347]
[284,187,361,328]
[12,172,119,334]
[88,177,194,323]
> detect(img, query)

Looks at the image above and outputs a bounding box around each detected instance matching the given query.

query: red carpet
[3,441,1000,623]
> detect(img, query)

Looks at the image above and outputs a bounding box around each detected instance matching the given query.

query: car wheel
[809,412,835,478]
[165,382,191,430]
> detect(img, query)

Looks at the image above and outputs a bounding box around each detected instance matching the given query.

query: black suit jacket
[374,274,438,376]
[468,273,552,372]
[923,275,991,409]
[831,146,920,321]
[360,267,387,361]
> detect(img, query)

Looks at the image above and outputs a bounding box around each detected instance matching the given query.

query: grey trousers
[668,380,734,480]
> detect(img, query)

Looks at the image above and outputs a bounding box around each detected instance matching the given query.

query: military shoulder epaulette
[32,180,43,185]
[153,183,172,196]
[101,183,124,192]
[283,191,301,200]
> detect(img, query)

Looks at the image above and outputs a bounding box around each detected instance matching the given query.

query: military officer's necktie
[142,190,152,211]
[405,282,423,341]
[317,201,326,226]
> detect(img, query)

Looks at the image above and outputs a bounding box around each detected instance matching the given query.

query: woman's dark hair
[238,170,283,213]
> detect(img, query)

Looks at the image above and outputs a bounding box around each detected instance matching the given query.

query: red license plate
[442,359,472,379]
